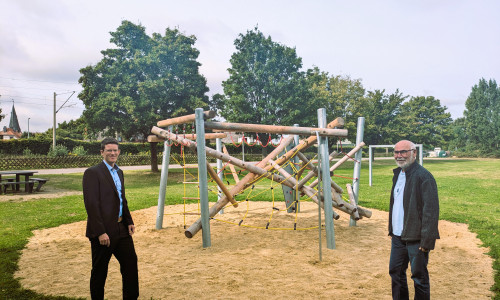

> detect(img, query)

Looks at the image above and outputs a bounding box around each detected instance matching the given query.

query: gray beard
[396,158,414,170]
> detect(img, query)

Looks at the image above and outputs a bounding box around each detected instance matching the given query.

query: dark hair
[100,137,119,151]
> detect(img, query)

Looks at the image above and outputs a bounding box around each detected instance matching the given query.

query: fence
[0,154,264,170]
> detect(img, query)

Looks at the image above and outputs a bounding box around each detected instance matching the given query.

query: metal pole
[369,146,373,186]
[27,118,30,139]
[350,117,365,227]
[419,145,423,166]
[216,137,224,215]
[155,126,173,230]
[316,131,322,261]
[53,92,56,149]
[195,108,211,248]
[293,124,300,213]
[317,108,335,249]
[242,135,245,162]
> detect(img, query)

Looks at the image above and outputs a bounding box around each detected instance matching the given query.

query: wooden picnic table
[0,170,38,193]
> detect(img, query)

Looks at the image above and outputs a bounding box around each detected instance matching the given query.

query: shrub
[47,144,69,157]
[23,148,35,157]
[71,145,88,156]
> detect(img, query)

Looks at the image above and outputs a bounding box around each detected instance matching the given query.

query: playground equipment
[150,108,371,249]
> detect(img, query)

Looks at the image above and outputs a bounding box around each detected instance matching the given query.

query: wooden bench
[0,180,36,194]
[29,178,49,192]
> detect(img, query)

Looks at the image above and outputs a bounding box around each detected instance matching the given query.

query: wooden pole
[204,121,347,137]
[309,142,366,189]
[157,110,216,127]
[222,145,240,183]
[206,161,238,207]
[147,133,227,142]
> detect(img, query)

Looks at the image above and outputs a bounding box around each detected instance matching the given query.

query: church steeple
[9,103,21,133]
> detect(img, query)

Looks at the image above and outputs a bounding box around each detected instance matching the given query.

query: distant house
[1,104,22,140]
[1,126,22,140]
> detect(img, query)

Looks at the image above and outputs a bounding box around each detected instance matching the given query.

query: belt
[118,216,123,223]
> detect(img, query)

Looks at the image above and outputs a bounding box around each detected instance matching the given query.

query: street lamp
[28,118,30,139]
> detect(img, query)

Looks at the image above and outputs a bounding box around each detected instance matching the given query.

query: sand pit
[16,202,494,299]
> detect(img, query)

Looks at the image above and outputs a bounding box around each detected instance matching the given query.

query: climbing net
[162,130,362,231]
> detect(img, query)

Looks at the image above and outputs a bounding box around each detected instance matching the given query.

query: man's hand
[419,247,429,252]
[128,225,135,236]
[98,233,110,247]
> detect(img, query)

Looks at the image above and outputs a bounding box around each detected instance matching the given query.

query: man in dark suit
[83,137,139,299]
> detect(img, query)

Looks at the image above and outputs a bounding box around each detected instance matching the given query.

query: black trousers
[90,223,139,300]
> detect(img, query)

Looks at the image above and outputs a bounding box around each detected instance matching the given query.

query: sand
[15,201,494,299]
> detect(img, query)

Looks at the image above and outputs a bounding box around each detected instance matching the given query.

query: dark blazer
[83,161,134,239]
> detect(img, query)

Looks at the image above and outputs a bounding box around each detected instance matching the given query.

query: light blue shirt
[103,160,123,217]
[392,170,406,236]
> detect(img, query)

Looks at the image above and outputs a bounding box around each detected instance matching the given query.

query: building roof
[9,104,21,133]
[0,127,22,139]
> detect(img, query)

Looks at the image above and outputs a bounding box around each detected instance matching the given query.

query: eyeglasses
[394,149,414,155]
[104,149,119,153]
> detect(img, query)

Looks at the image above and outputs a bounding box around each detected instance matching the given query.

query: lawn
[0,158,498,299]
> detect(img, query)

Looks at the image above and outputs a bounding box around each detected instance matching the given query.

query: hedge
[0,138,293,156]
[0,153,266,171]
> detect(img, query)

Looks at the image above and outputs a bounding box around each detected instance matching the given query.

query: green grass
[0,159,498,299]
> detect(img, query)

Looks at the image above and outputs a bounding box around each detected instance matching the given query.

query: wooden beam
[204,121,347,137]
[147,132,227,143]
[206,161,238,208]
[222,145,240,183]
[157,110,216,127]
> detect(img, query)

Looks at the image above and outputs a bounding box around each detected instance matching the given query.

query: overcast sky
[1,0,499,133]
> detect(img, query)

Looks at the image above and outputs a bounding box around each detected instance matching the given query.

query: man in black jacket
[83,137,139,299]
[388,140,439,300]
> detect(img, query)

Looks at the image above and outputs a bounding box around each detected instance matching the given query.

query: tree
[349,89,407,146]
[307,67,365,142]
[463,78,500,152]
[398,96,453,149]
[449,117,467,151]
[217,27,315,130]
[78,20,209,141]
[0,107,3,123]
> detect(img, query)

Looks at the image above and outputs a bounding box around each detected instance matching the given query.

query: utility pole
[53,92,56,149]
[53,91,75,150]
[28,118,30,139]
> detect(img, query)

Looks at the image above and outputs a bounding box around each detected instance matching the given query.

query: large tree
[349,89,407,146]
[398,96,453,149]
[307,67,365,142]
[463,78,500,152]
[78,20,209,141]
[216,27,315,129]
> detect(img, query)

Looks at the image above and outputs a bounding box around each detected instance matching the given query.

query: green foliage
[78,20,209,141]
[398,96,453,149]
[22,148,35,157]
[463,78,500,153]
[216,26,316,129]
[0,137,164,156]
[349,89,407,145]
[71,145,87,156]
[307,67,365,123]
[47,144,69,157]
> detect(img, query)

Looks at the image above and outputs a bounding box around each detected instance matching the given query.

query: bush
[71,145,88,156]
[47,145,69,157]
[23,148,35,157]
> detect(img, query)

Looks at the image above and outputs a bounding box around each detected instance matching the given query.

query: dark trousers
[389,235,430,300]
[90,223,139,300]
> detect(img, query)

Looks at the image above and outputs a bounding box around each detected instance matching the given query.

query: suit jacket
[83,161,134,239]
